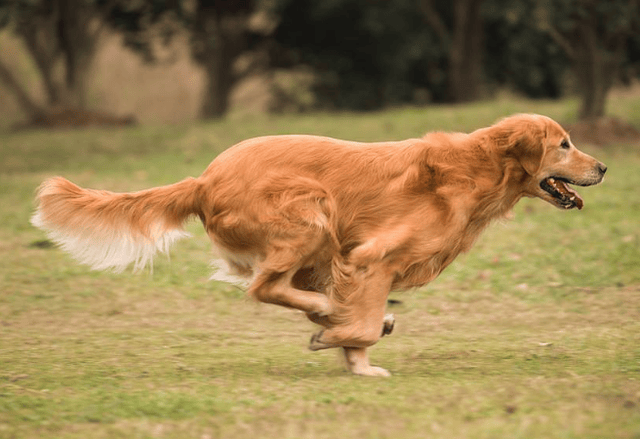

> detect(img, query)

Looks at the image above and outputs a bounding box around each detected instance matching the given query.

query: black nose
[598,163,607,175]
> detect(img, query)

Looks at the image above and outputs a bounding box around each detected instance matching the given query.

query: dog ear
[512,124,546,176]
[493,115,547,176]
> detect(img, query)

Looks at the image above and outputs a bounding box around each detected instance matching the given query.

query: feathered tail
[31,176,202,272]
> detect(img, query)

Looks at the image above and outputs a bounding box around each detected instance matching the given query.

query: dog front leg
[343,346,391,377]
[342,314,394,377]
[308,262,394,375]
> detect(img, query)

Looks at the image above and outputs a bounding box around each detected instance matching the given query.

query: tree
[271,0,490,109]
[535,0,640,120]
[110,0,263,120]
[0,0,57,117]
[483,0,568,99]
[0,0,115,116]
[272,0,447,110]
[419,0,484,102]
[1,0,264,121]
[57,0,108,108]
[191,0,255,118]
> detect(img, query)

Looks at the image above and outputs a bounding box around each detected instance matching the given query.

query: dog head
[493,114,607,210]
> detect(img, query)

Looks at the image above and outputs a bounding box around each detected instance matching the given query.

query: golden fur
[32,114,606,376]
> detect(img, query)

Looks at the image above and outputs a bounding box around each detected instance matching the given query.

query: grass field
[1,96,640,438]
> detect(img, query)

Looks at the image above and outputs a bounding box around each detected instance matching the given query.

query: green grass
[1,96,640,438]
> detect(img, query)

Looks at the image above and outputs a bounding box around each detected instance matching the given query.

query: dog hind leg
[247,230,335,317]
[249,268,333,316]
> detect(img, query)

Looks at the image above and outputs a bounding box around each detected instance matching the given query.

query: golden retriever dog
[32,114,606,376]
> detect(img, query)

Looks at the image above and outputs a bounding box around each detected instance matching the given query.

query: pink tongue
[549,178,584,210]
[571,188,584,210]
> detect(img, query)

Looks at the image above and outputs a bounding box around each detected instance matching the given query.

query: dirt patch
[564,117,640,146]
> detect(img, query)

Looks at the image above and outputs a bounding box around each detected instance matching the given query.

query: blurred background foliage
[0,0,639,127]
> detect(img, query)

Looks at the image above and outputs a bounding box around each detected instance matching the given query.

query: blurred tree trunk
[448,0,483,102]
[57,0,105,109]
[193,1,253,119]
[571,14,622,120]
[16,5,63,107]
[546,9,617,120]
[3,0,63,113]
[420,0,484,102]
[573,29,607,120]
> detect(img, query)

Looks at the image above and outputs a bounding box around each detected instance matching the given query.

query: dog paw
[309,330,333,351]
[351,365,392,377]
[382,313,395,337]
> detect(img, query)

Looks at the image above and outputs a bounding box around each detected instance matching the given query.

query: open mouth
[540,177,584,210]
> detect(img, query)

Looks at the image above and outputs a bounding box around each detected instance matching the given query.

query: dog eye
[560,139,570,149]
